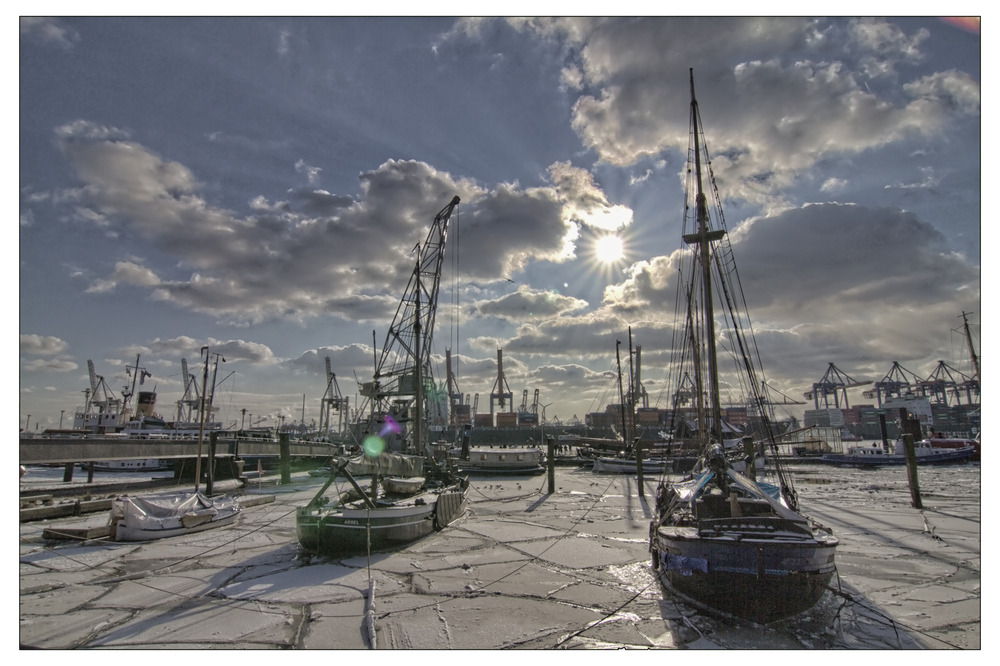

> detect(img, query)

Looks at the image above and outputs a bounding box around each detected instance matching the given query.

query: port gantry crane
[804,362,870,410]
[922,360,979,406]
[357,196,461,452]
[862,361,925,407]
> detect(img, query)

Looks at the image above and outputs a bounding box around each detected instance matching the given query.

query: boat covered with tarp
[110,492,241,541]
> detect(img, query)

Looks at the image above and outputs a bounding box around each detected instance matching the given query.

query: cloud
[22,358,79,372]
[20,335,78,374]
[475,286,589,321]
[21,334,69,356]
[148,337,281,365]
[20,17,80,49]
[86,261,161,293]
[501,18,979,208]
[51,121,631,327]
[548,161,633,232]
[479,201,978,400]
[294,159,322,185]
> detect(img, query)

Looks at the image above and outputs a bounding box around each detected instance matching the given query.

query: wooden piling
[635,439,645,496]
[546,435,555,494]
[279,433,291,484]
[902,434,923,509]
[206,432,217,495]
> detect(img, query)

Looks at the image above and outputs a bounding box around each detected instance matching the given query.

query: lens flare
[379,415,401,437]
[362,435,386,458]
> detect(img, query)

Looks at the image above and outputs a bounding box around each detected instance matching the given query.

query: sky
[18,16,982,434]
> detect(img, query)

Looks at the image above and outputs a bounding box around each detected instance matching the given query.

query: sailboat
[297,196,469,556]
[648,70,838,624]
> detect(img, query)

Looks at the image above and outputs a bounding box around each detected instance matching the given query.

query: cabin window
[516,454,525,461]
[479,454,487,461]
[498,455,506,461]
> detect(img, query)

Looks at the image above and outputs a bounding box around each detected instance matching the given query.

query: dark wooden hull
[651,524,838,624]
[297,482,468,556]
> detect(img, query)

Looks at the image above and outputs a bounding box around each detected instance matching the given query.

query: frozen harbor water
[19,462,980,649]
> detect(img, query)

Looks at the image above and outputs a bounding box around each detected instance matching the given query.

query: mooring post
[902,433,923,509]
[635,438,645,496]
[206,431,217,495]
[878,413,890,452]
[87,461,95,484]
[279,433,291,485]
[546,435,555,494]
[62,462,74,483]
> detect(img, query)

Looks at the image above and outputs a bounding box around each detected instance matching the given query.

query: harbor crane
[862,362,924,407]
[319,356,349,435]
[804,363,870,409]
[75,360,125,433]
[356,196,460,450]
[489,348,513,414]
[446,348,465,426]
[85,359,122,417]
[921,360,979,406]
[175,358,204,422]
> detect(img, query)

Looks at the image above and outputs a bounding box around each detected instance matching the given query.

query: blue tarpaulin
[665,552,709,576]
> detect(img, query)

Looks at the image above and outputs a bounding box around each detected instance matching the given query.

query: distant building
[803,408,845,428]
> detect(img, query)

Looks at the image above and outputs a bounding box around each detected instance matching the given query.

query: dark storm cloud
[48,124,621,327]
[603,203,977,318]
[486,201,978,400]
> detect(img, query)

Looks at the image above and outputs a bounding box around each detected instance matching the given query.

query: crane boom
[358,196,460,440]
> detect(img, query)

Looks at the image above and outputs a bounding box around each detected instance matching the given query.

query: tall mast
[627,328,636,449]
[960,311,980,379]
[414,262,422,455]
[616,339,628,446]
[683,68,725,445]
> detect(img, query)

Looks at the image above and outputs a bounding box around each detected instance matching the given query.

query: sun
[594,234,625,264]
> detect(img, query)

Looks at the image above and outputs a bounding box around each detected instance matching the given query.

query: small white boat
[110,492,241,541]
[455,446,546,475]
[382,476,426,495]
[92,459,171,472]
